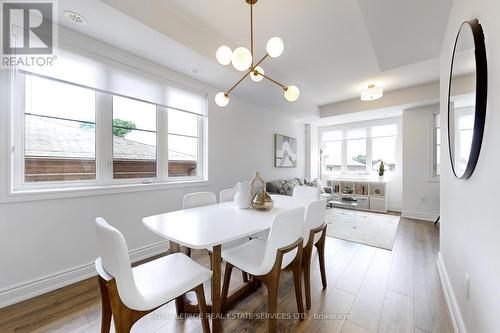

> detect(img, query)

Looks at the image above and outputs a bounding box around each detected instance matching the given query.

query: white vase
[234,181,252,209]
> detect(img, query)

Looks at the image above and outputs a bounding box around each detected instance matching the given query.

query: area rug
[326,208,400,250]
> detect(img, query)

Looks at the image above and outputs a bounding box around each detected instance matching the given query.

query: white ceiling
[57,0,452,115]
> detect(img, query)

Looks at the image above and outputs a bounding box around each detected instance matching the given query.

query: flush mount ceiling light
[64,11,87,24]
[361,84,383,101]
[215,0,300,107]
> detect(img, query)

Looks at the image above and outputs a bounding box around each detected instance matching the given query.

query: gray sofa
[266,178,333,201]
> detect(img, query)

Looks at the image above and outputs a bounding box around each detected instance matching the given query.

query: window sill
[2,179,211,203]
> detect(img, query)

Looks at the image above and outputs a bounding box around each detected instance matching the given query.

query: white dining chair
[94,218,212,333]
[301,198,328,309]
[183,191,249,282]
[292,185,321,202]
[219,187,236,203]
[251,186,320,242]
[221,207,306,333]
[183,191,217,209]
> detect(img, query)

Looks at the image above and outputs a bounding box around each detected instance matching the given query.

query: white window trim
[6,70,208,202]
[429,111,441,182]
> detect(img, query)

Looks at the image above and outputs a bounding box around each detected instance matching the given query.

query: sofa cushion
[275,180,294,196]
[266,180,281,194]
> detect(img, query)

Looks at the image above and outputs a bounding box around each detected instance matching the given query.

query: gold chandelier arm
[226,54,269,96]
[259,72,287,89]
[250,3,254,66]
[253,54,268,68]
[227,70,252,95]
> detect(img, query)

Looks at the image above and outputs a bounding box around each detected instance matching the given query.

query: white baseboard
[436,252,468,333]
[0,241,169,308]
[389,206,402,212]
[401,209,438,222]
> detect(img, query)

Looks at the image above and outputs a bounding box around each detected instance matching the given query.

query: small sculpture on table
[250,171,274,211]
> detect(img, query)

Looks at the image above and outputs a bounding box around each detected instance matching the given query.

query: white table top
[143,195,303,249]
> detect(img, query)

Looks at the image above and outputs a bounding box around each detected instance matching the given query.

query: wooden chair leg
[221,262,234,308]
[194,284,211,333]
[302,246,313,310]
[207,251,213,270]
[315,234,327,289]
[97,277,112,333]
[107,280,148,333]
[292,251,305,318]
[264,271,281,333]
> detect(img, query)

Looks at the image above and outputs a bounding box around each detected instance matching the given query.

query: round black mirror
[448,19,487,179]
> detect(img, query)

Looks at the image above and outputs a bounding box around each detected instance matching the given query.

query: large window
[168,109,200,177]
[432,113,441,178]
[320,122,399,177]
[112,96,157,180]
[322,130,342,173]
[13,73,207,191]
[371,125,397,172]
[24,75,96,182]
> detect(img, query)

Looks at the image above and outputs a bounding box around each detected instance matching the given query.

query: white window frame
[430,112,441,181]
[8,72,208,198]
[319,118,400,177]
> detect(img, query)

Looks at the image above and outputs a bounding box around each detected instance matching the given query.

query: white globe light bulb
[266,37,284,58]
[250,66,265,82]
[231,47,253,71]
[216,45,232,65]
[215,92,229,107]
[284,85,300,102]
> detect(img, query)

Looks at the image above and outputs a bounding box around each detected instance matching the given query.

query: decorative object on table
[234,181,252,209]
[214,0,300,108]
[274,134,297,168]
[252,187,274,211]
[378,160,385,176]
[343,185,354,194]
[448,19,487,180]
[342,196,357,202]
[249,171,274,211]
[249,171,265,197]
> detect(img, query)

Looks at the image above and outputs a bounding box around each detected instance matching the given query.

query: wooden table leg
[169,241,185,314]
[211,245,222,333]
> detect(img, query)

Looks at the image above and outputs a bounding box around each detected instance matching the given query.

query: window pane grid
[167,109,199,178]
[320,124,398,176]
[112,96,157,180]
[24,75,96,183]
[18,73,206,190]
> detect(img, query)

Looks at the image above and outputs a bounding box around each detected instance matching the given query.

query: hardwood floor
[0,217,452,333]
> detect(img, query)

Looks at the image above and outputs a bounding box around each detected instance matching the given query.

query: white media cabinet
[327,178,389,213]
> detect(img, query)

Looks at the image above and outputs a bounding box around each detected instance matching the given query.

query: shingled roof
[26,116,196,161]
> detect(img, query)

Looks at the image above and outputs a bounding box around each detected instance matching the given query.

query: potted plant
[378,160,385,177]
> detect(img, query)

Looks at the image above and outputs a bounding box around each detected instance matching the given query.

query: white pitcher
[234,181,252,209]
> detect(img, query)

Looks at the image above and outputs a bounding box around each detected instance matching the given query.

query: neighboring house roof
[25,116,196,161]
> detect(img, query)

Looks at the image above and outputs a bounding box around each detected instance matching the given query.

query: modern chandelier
[214,0,300,107]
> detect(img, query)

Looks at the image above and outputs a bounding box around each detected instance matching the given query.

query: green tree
[80,119,136,137]
[112,119,136,137]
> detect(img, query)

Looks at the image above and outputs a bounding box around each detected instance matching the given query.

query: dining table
[142,194,304,333]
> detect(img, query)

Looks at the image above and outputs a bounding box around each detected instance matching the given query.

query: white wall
[0,32,307,306]
[402,105,440,221]
[439,1,500,332]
